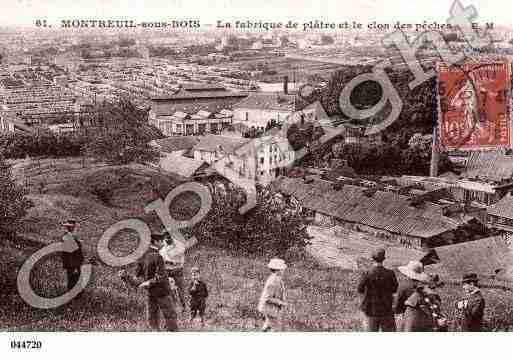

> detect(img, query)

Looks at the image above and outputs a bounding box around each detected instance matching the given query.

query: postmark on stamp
[437,58,512,151]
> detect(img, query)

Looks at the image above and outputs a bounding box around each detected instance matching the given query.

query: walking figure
[258,258,287,332]
[61,219,84,292]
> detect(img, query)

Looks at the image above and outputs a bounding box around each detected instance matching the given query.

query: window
[260,171,264,176]
[260,157,264,164]
[245,112,249,121]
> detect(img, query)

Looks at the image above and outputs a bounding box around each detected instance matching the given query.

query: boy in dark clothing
[357,247,398,331]
[61,220,84,291]
[456,273,485,331]
[189,267,208,326]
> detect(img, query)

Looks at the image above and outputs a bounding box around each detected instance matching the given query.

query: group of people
[357,247,486,332]
[60,220,209,331]
[120,230,209,331]
[60,221,485,332]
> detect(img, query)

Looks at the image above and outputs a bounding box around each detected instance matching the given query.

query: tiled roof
[192,134,250,154]
[463,150,513,183]
[182,84,227,92]
[159,154,207,178]
[274,177,459,239]
[152,136,202,153]
[488,194,513,220]
[152,97,246,117]
[432,236,513,279]
[233,92,298,111]
[152,90,247,101]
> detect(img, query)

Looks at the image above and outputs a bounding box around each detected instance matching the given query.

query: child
[456,273,485,331]
[189,267,208,326]
[258,258,287,332]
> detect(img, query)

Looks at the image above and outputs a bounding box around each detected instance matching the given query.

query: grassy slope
[2,166,513,331]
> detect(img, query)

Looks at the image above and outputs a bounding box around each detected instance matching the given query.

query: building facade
[148,86,247,136]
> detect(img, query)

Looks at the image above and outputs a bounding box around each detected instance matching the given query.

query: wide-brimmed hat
[268,258,287,270]
[62,219,77,227]
[462,273,479,284]
[398,261,430,282]
[371,247,386,262]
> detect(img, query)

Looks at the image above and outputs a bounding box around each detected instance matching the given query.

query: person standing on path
[456,273,486,332]
[357,247,399,331]
[394,260,429,330]
[258,258,287,332]
[160,229,187,311]
[137,233,178,331]
[61,219,84,291]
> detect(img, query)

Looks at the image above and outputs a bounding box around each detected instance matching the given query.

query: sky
[0,0,510,27]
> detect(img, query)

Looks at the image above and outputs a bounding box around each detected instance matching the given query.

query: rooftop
[192,134,250,155]
[274,177,460,239]
[233,92,299,112]
[488,194,513,220]
[151,136,202,154]
[463,150,513,183]
[430,236,513,280]
[151,90,247,101]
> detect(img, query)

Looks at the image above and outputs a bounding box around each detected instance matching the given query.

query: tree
[194,188,310,256]
[83,98,161,165]
[0,154,32,238]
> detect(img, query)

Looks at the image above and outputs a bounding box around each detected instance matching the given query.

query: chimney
[283,75,289,95]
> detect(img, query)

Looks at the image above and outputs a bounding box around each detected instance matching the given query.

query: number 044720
[10,340,42,349]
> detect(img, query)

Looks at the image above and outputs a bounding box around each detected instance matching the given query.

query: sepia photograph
[1,1,513,349]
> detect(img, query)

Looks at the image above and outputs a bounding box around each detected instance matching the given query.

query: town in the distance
[1,22,513,332]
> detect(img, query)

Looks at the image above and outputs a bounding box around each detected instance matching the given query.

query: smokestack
[283,75,289,95]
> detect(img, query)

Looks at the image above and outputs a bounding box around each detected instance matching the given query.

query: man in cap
[136,233,178,331]
[456,273,485,331]
[159,229,187,310]
[357,247,398,331]
[61,219,84,291]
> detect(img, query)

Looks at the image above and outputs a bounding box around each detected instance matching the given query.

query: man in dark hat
[136,233,178,331]
[456,273,485,331]
[61,219,84,291]
[357,247,398,331]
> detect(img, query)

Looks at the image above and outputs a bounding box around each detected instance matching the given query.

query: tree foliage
[0,131,87,159]
[194,187,310,256]
[83,98,161,165]
[0,154,32,238]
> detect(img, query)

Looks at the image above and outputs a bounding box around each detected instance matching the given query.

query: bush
[194,187,310,256]
[0,131,87,159]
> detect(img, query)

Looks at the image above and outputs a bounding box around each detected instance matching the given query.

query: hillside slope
[2,166,513,331]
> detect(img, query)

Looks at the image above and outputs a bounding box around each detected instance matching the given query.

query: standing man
[357,247,398,332]
[160,229,187,310]
[137,233,178,331]
[456,273,486,332]
[61,219,84,291]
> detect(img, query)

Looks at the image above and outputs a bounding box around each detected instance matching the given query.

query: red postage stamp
[437,59,512,151]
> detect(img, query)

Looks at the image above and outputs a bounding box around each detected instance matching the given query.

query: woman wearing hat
[258,258,287,332]
[395,261,436,331]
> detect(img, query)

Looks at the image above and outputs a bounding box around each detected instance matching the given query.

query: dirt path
[306,226,359,270]
[307,225,426,270]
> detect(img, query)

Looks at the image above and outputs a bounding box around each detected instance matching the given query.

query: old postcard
[2,1,513,350]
